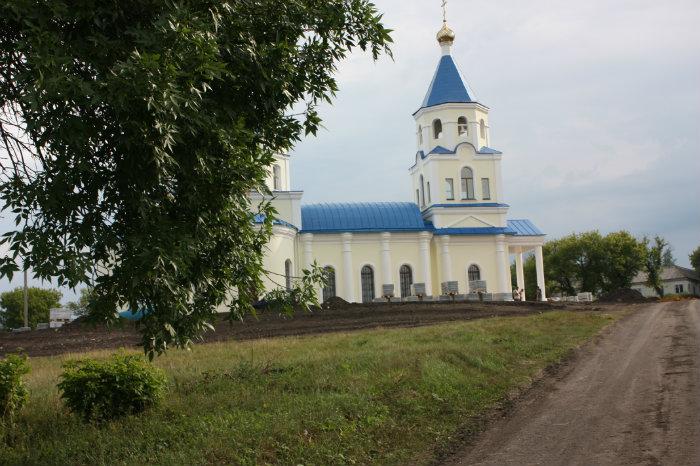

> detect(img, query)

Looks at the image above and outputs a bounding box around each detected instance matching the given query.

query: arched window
[480,119,486,139]
[284,259,293,290]
[433,119,442,139]
[418,125,423,144]
[399,265,413,298]
[426,182,431,203]
[468,265,481,283]
[458,116,468,136]
[419,175,426,207]
[361,265,375,303]
[273,164,282,190]
[322,266,336,302]
[460,167,475,200]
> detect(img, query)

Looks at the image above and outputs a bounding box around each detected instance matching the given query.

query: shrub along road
[444,299,700,466]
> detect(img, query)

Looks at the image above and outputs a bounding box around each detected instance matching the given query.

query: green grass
[1,311,619,465]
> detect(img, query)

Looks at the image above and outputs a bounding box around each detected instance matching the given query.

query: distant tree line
[512,231,678,299]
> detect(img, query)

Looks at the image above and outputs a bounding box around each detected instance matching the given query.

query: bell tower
[409,10,507,229]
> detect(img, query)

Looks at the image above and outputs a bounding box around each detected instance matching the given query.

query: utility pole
[23,268,29,328]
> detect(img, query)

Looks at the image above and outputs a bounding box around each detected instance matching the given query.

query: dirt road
[446,300,700,466]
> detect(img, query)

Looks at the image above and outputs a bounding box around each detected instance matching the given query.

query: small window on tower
[480,119,486,139]
[445,178,454,200]
[418,125,423,144]
[481,178,491,200]
[427,182,431,203]
[433,119,443,139]
[458,116,468,136]
[461,167,475,200]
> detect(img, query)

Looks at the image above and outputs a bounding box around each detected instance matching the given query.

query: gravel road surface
[446,300,700,466]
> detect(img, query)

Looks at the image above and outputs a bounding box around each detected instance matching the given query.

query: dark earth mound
[0,300,612,358]
[598,288,646,303]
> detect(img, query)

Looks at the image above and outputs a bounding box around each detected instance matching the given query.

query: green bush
[0,355,30,425]
[58,353,167,422]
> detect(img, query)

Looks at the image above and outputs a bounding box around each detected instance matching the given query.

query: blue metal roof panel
[507,219,545,236]
[253,214,298,230]
[427,203,510,209]
[428,145,456,155]
[433,227,515,236]
[478,147,503,155]
[420,55,474,109]
[301,202,428,233]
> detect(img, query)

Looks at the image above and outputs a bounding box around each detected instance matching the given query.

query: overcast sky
[292,0,700,263]
[1,0,699,302]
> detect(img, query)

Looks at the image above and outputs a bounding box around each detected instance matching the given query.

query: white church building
[254,20,547,303]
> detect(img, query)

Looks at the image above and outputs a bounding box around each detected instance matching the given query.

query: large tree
[0,1,392,356]
[599,231,646,293]
[644,236,669,297]
[690,246,700,276]
[0,287,61,329]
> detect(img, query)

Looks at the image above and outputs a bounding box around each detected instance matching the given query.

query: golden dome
[437,22,455,45]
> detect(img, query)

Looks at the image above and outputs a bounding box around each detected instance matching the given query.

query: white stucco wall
[632,279,700,297]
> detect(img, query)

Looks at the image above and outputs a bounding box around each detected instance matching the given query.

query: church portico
[253,13,547,304]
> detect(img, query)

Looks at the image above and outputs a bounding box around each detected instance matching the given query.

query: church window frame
[322,266,337,302]
[457,116,468,136]
[445,178,454,200]
[399,264,414,298]
[481,178,491,200]
[460,167,476,200]
[468,264,482,283]
[432,119,443,139]
[361,265,375,303]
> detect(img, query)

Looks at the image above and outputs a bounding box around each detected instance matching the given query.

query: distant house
[631,265,700,297]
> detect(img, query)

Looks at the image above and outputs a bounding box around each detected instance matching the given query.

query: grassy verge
[1,311,619,465]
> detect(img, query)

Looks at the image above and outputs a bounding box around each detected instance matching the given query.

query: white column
[496,235,509,295]
[535,245,547,301]
[419,232,433,296]
[439,235,452,284]
[380,233,393,291]
[494,157,504,203]
[301,234,314,270]
[341,233,355,303]
[470,122,480,149]
[515,248,526,301]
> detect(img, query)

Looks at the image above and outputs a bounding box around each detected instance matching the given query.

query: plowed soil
[1,300,602,357]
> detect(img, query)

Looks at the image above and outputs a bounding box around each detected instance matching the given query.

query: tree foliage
[65,288,94,317]
[0,1,392,356]
[690,246,700,276]
[644,236,668,297]
[0,287,61,329]
[542,231,646,296]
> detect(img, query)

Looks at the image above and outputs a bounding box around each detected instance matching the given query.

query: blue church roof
[301,202,427,233]
[507,219,545,236]
[419,55,474,110]
[253,213,298,230]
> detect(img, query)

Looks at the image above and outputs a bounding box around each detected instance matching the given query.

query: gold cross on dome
[442,0,448,23]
